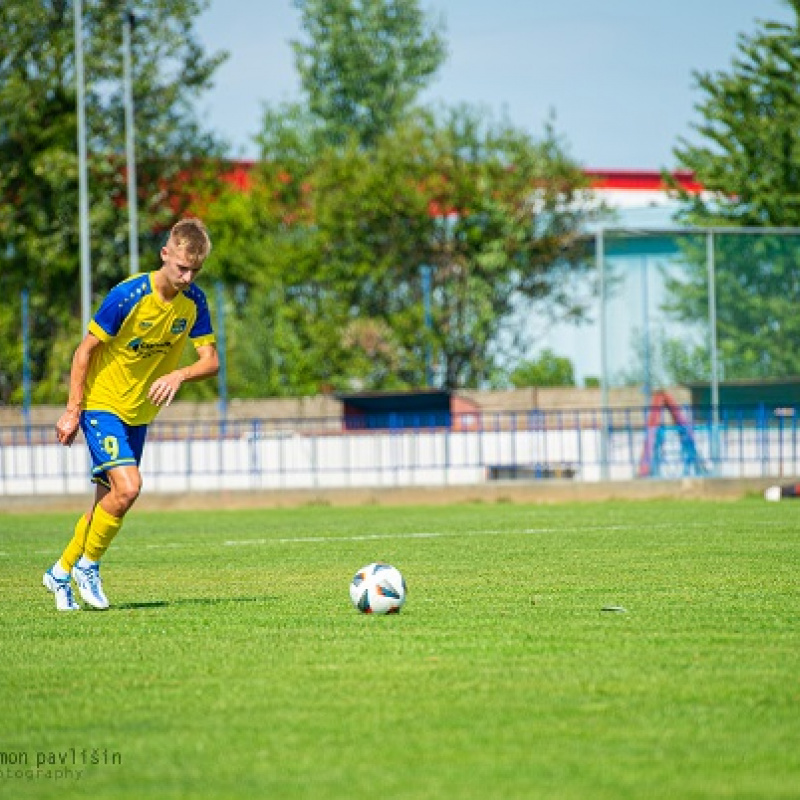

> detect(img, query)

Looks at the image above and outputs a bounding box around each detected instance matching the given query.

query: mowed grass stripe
[3,516,783,556]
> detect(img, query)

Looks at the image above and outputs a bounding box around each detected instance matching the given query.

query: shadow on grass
[114,596,276,611]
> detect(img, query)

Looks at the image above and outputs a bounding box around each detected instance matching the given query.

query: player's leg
[72,467,141,610]
[45,412,146,610]
[72,463,143,610]
[42,456,111,612]
[72,415,147,609]
[49,483,106,581]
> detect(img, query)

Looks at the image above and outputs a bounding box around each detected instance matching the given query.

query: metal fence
[5,228,800,498]
[1,405,797,497]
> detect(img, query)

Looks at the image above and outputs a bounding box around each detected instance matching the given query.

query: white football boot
[43,569,80,611]
[72,562,110,610]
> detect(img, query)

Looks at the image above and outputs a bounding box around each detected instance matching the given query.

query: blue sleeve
[188,286,214,339]
[92,276,150,338]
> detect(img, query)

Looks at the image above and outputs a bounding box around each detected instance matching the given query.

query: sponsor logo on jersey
[126,338,172,359]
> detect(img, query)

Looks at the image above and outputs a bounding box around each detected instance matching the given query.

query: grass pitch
[1,499,798,799]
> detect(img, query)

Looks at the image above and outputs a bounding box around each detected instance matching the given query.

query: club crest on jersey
[139,321,153,330]
[171,318,187,334]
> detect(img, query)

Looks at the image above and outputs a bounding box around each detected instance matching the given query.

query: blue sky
[195,0,793,170]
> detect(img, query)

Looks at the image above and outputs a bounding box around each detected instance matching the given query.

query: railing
[0,406,797,496]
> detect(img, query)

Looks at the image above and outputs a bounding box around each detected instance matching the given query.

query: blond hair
[168,218,212,264]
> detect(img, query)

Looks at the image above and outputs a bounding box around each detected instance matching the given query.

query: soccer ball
[349,563,407,615]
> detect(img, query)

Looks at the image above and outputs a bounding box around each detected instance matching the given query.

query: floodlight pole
[74,0,92,334]
[597,227,609,480]
[122,3,139,275]
[706,231,720,471]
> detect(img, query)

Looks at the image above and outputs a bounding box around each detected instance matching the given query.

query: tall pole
[74,0,92,333]
[597,227,609,480]
[122,3,139,275]
[707,231,719,471]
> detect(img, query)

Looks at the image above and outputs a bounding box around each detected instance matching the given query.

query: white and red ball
[349,563,407,615]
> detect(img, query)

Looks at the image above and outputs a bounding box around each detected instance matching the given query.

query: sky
[194,0,794,170]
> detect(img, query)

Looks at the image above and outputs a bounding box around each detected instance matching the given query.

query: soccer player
[44,218,220,610]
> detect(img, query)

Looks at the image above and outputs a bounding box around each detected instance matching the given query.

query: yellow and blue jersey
[84,272,215,425]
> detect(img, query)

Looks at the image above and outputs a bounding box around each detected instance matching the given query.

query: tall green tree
[311,109,596,388]
[0,0,226,404]
[291,0,446,147]
[208,106,597,393]
[668,2,800,380]
[218,108,596,392]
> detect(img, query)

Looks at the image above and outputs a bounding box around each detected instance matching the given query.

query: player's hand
[148,371,184,407]
[56,409,81,446]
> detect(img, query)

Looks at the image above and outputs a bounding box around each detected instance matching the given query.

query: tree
[209,105,597,394]
[668,3,800,380]
[0,0,226,403]
[280,109,596,390]
[291,0,446,147]
[509,350,576,388]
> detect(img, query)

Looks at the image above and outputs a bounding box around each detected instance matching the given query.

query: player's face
[160,242,202,292]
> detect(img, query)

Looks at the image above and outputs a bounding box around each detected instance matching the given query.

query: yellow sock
[59,514,90,573]
[83,505,124,562]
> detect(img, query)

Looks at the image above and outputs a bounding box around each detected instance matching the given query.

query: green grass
[1,499,799,799]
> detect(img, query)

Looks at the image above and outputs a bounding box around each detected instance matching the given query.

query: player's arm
[56,333,103,446]
[148,343,219,408]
